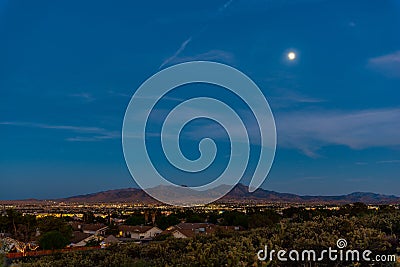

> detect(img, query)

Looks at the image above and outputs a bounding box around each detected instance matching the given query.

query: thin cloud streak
[277,108,400,157]
[367,51,400,78]
[107,90,131,98]
[69,92,95,102]
[161,50,235,66]
[269,89,325,109]
[159,37,192,69]
[377,160,400,164]
[0,121,120,142]
[159,0,234,69]
[152,107,400,157]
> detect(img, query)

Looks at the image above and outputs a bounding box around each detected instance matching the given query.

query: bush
[0,253,5,267]
[39,231,70,250]
[13,209,400,267]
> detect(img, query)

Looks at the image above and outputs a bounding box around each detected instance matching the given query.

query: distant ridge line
[1,184,399,205]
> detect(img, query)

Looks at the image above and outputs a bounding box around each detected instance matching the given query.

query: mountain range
[1,184,399,205]
[53,184,400,204]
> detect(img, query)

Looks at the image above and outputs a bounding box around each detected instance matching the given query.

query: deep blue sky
[1,0,400,200]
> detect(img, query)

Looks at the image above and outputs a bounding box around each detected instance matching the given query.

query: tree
[83,211,95,224]
[220,211,248,228]
[248,212,280,228]
[17,214,37,242]
[5,209,23,238]
[339,202,369,216]
[207,212,219,224]
[39,231,70,250]
[106,222,119,236]
[186,213,205,223]
[95,216,107,224]
[37,216,72,241]
[125,214,145,226]
[0,215,8,233]
[2,210,37,242]
[85,238,101,247]
[155,214,180,230]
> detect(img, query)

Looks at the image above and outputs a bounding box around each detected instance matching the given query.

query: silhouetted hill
[58,184,399,204]
[219,184,399,204]
[2,184,398,204]
[61,188,158,203]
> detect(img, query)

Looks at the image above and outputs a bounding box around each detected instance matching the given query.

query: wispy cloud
[159,0,234,69]
[355,162,368,165]
[377,160,400,164]
[220,0,234,11]
[367,51,400,78]
[65,135,118,142]
[159,37,192,69]
[277,108,400,157]
[269,88,324,109]
[152,107,400,157]
[69,92,95,102]
[107,90,131,98]
[161,50,235,67]
[0,121,119,142]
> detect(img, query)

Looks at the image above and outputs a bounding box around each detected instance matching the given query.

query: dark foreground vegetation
[2,203,400,266]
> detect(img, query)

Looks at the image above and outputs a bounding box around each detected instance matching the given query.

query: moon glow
[288,52,296,60]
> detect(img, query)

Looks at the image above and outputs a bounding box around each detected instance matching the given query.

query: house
[163,223,242,239]
[118,225,162,240]
[163,223,217,238]
[69,231,101,247]
[69,222,108,236]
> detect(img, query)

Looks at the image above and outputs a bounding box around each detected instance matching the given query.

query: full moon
[288,52,296,60]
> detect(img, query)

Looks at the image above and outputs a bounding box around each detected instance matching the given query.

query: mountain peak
[48,184,400,205]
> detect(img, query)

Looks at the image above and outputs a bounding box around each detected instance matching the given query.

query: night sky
[1,0,400,199]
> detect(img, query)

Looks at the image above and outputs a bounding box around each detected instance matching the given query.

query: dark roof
[69,222,107,232]
[118,225,154,233]
[70,231,92,244]
[162,223,216,238]
[172,229,197,238]
[175,223,216,230]
[83,223,107,231]
[162,223,242,238]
